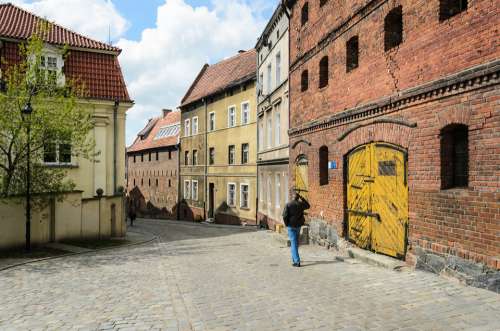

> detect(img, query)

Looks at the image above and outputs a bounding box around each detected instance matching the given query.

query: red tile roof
[128,111,181,153]
[0,4,131,102]
[181,49,257,107]
[0,3,120,52]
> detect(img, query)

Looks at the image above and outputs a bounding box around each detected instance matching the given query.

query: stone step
[347,247,406,270]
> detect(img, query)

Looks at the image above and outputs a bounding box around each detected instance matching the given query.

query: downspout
[203,98,208,220]
[113,99,119,195]
[256,51,260,227]
[176,141,181,220]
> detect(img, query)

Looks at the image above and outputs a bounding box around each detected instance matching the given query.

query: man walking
[282,191,310,267]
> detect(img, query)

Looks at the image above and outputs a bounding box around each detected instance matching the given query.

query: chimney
[162,109,172,118]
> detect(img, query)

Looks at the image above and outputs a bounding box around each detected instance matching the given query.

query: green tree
[0,27,96,199]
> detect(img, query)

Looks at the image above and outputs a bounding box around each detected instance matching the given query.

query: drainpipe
[176,142,181,220]
[203,98,208,220]
[113,99,119,195]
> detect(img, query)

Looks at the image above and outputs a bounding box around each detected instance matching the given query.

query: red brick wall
[288,0,500,268]
[289,0,500,128]
[127,147,179,219]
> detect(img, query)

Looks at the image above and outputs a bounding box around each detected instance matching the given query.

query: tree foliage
[0,25,96,198]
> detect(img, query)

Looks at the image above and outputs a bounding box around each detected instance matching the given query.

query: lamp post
[22,102,33,251]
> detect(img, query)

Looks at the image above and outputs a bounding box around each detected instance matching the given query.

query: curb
[0,230,158,273]
[347,247,405,270]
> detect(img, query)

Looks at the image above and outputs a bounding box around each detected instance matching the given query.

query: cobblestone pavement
[0,219,499,331]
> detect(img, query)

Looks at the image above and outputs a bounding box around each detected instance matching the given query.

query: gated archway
[346,142,409,259]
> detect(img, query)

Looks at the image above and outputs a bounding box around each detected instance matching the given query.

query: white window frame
[276,52,281,85]
[241,143,249,164]
[192,116,198,135]
[275,109,281,146]
[184,180,191,200]
[34,46,65,86]
[258,118,264,152]
[228,145,235,165]
[228,106,236,128]
[191,180,198,201]
[241,101,250,125]
[267,175,272,208]
[43,141,73,166]
[227,182,236,207]
[209,112,216,131]
[240,183,249,209]
[267,115,273,149]
[184,119,190,137]
[267,63,272,94]
[275,173,281,210]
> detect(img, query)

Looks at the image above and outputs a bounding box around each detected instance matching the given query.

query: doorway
[346,143,408,259]
[208,183,215,218]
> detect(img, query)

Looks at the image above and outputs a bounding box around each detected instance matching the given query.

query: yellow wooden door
[347,143,408,258]
[295,156,309,199]
[347,145,372,249]
[371,144,408,258]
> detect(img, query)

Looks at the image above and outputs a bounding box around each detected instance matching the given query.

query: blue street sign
[328,161,337,169]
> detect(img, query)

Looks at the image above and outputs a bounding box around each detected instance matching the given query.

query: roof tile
[128,111,181,153]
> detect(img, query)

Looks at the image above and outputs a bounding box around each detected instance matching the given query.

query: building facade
[285,0,499,289]
[127,109,180,219]
[180,50,258,225]
[256,4,290,230]
[0,3,132,246]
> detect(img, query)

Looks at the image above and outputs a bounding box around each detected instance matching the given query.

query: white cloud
[0,0,129,42]
[118,0,272,145]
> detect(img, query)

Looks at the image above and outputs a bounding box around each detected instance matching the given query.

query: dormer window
[36,47,65,86]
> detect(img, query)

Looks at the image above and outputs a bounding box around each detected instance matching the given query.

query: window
[241,143,249,164]
[184,151,189,165]
[209,147,215,165]
[168,179,171,188]
[228,145,235,165]
[141,178,144,186]
[149,178,151,187]
[259,173,264,203]
[346,36,359,72]
[141,154,144,162]
[192,150,198,165]
[276,52,281,85]
[267,175,272,208]
[209,112,215,131]
[133,179,136,187]
[319,56,329,88]
[240,184,249,209]
[301,2,309,26]
[301,70,309,92]
[228,106,236,127]
[168,150,172,160]
[184,119,190,137]
[184,180,190,199]
[441,124,468,189]
[133,155,136,163]
[275,174,281,209]
[228,183,236,207]
[267,63,272,94]
[241,102,250,125]
[40,54,61,86]
[191,180,198,201]
[267,115,273,148]
[156,151,159,161]
[319,146,329,185]
[156,178,159,187]
[192,117,198,135]
[275,110,281,146]
[149,152,151,162]
[385,6,403,51]
[259,72,264,95]
[439,0,468,21]
[320,0,328,7]
[258,119,264,152]
[43,142,72,164]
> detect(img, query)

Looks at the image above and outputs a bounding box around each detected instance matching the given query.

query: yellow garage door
[347,143,408,259]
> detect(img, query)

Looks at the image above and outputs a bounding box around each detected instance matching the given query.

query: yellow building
[179,50,257,225]
[0,4,132,248]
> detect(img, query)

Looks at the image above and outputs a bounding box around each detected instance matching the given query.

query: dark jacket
[282,197,310,228]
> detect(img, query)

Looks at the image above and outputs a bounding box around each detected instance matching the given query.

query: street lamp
[22,101,33,251]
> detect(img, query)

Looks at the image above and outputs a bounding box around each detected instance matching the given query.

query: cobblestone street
[0,219,499,331]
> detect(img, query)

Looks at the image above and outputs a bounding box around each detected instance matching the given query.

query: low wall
[0,192,126,250]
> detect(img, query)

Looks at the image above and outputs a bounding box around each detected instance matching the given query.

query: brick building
[285,0,499,289]
[127,109,180,219]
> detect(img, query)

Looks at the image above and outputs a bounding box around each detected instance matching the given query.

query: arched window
[319,146,329,185]
[301,70,309,92]
[439,0,467,21]
[301,2,309,26]
[319,56,329,88]
[346,36,359,72]
[385,6,403,51]
[441,124,468,189]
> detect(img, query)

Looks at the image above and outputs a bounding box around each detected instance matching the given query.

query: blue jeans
[287,226,301,264]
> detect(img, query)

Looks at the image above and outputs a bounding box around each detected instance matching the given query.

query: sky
[0,0,279,145]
